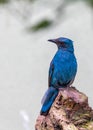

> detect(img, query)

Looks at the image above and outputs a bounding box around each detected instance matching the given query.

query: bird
[40,37,77,116]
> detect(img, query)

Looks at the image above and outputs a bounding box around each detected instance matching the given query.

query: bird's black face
[48,38,65,47]
[48,38,66,48]
[48,37,74,52]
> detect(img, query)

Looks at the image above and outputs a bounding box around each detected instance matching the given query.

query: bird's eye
[60,42,67,48]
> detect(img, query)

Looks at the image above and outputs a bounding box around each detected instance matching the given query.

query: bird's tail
[41,88,51,105]
[40,87,58,116]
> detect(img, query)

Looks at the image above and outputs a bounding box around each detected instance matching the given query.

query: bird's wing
[48,62,54,87]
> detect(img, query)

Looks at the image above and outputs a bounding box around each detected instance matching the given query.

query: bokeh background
[0,0,93,130]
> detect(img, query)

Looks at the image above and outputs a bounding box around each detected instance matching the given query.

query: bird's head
[48,37,74,52]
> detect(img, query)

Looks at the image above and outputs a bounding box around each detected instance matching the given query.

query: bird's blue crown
[58,37,73,43]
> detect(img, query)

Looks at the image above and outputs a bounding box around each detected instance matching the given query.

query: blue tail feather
[40,87,58,115]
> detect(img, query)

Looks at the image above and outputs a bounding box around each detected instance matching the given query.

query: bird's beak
[48,39,57,43]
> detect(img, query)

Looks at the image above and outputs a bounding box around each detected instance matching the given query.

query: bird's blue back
[49,48,77,88]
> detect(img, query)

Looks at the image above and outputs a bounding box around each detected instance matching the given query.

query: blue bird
[40,37,77,116]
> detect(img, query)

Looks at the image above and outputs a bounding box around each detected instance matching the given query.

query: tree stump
[35,87,93,130]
